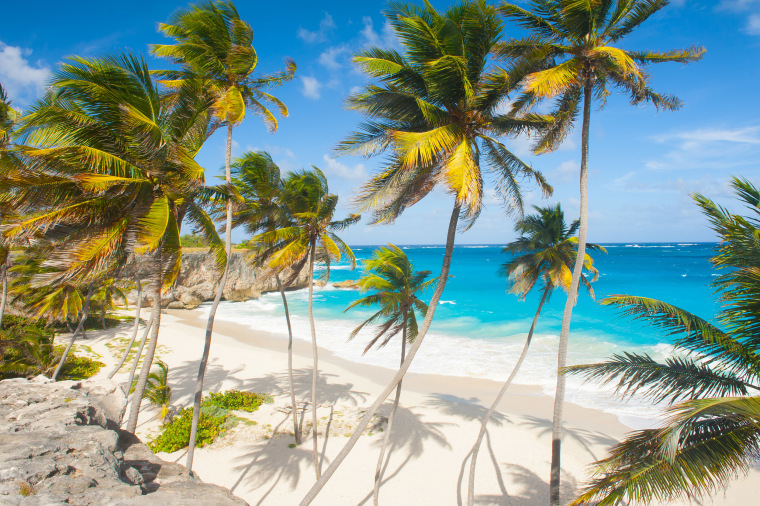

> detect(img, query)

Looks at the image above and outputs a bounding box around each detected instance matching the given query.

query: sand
[74,308,759,505]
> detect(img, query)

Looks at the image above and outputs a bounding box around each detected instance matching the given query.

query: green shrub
[204,390,272,412]
[148,407,226,453]
[59,355,105,380]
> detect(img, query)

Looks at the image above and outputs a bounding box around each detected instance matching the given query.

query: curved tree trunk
[549,81,592,506]
[0,258,8,330]
[52,283,94,380]
[300,202,461,505]
[467,285,550,506]
[108,280,143,379]
[126,260,164,434]
[186,123,234,471]
[277,272,301,444]
[307,243,320,479]
[125,309,155,394]
[373,314,407,506]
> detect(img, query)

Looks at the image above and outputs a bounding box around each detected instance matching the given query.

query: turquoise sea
[209,243,720,426]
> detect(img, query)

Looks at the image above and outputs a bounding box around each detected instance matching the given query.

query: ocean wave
[438,300,456,305]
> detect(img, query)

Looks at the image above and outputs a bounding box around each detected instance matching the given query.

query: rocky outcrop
[125,251,308,309]
[0,377,247,505]
[332,280,360,289]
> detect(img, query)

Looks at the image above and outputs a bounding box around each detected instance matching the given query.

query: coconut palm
[345,244,434,506]
[92,277,130,329]
[254,166,359,479]
[302,2,552,501]
[0,83,20,329]
[5,53,220,431]
[467,204,604,505]
[150,0,295,469]
[495,2,704,500]
[566,177,760,505]
[229,150,301,443]
[132,359,173,423]
[107,278,145,379]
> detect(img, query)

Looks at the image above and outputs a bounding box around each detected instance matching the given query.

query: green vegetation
[180,234,210,248]
[148,390,269,454]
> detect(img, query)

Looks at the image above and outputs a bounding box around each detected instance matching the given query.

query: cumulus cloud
[301,76,322,100]
[717,0,760,35]
[319,45,350,69]
[0,42,50,105]
[321,154,368,181]
[360,17,400,49]
[552,160,579,183]
[297,13,335,44]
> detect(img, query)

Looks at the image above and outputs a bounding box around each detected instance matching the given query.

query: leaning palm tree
[566,177,760,505]
[0,83,20,329]
[301,2,551,501]
[150,0,295,469]
[466,204,604,505]
[6,53,220,431]
[254,166,359,479]
[230,150,302,443]
[345,244,434,506]
[496,2,704,500]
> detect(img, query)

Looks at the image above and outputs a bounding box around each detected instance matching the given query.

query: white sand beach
[74,309,759,505]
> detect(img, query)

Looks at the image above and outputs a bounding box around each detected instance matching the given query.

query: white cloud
[301,76,322,100]
[718,0,759,10]
[717,0,760,35]
[0,42,50,105]
[748,13,760,34]
[646,126,760,171]
[297,13,335,44]
[612,171,735,198]
[321,154,368,181]
[552,160,579,183]
[319,45,350,69]
[360,17,400,49]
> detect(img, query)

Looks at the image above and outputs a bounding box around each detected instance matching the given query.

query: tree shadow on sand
[473,464,578,506]
[520,415,618,462]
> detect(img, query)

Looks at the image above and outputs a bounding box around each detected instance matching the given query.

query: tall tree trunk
[125,308,155,395]
[0,258,7,330]
[467,285,550,506]
[126,259,164,434]
[277,272,300,444]
[549,81,592,506]
[101,305,107,330]
[307,243,320,479]
[373,313,407,506]
[108,280,143,379]
[300,202,461,505]
[52,283,94,380]
[186,123,234,471]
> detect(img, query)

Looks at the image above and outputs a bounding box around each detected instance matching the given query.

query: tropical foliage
[566,177,760,505]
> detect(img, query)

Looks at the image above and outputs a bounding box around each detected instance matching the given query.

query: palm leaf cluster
[340,0,553,228]
[346,243,434,353]
[566,177,760,505]
[497,0,704,153]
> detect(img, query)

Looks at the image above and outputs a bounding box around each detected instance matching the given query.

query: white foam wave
[210,300,674,428]
[439,300,456,305]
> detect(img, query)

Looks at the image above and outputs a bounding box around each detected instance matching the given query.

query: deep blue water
[210,242,720,423]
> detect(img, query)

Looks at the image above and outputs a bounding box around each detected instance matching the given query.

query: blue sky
[2,0,759,245]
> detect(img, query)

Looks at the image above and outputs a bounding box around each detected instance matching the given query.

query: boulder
[0,378,247,505]
[332,280,359,289]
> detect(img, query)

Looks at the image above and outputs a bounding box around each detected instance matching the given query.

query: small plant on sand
[204,390,272,412]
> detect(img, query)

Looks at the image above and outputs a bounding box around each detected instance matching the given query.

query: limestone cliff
[125,251,308,309]
[0,377,247,505]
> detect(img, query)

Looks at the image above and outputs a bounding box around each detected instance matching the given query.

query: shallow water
[207,243,720,426]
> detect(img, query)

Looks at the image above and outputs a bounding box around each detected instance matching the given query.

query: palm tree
[150,0,295,469]
[302,2,552,501]
[467,204,604,505]
[254,166,358,479]
[132,359,173,424]
[108,278,145,379]
[0,83,20,330]
[566,177,760,506]
[495,2,704,500]
[229,150,302,443]
[345,244,434,506]
[92,277,130,329]
[5,53,220,432]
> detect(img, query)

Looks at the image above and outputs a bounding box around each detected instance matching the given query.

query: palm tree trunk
[277,272,301,444]
[549,80,592,506]
[108,280,144,379]
[52,283,94,380]
[125,308,155,395]
[307,243,320,479]
[300,201,461,505]
[467,285,550,506]
[0,258,8,330]
[101,306,107,329]
[373,314,407,506]
[126,258,164,434]
[187,123,234,471]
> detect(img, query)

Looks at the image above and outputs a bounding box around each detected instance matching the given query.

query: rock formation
[124,251,309,309]
[0,377,247,505]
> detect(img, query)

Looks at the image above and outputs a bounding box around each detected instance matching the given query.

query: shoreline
[79,308,758,505]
